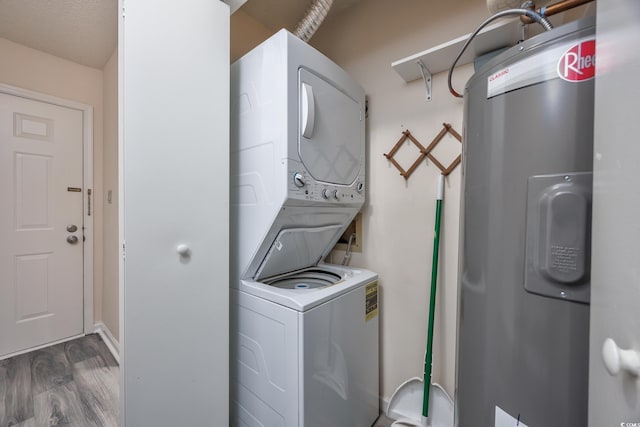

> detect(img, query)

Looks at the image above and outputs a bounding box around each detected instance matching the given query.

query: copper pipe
[520,0,594,24]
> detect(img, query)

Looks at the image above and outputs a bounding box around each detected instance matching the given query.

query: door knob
[67,224,78,232]
[67,235,79,244]
[602,338,640,376]
[176,244,191,257]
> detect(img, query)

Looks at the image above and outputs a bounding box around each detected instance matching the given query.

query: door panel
[15,252,53,321]
[0,92,84,357]
[121,0,230,425]
[15,153,52,228]
[298,68,362,185]
[589,0,640,424]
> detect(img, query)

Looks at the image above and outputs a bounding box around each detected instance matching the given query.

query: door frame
[0,82,94,338]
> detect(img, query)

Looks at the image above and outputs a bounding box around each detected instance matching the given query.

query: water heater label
[487,36,596,98]
[495,406,529,427]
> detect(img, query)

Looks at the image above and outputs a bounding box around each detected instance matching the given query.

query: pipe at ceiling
[520,0,595,24]
[293,0,335,42]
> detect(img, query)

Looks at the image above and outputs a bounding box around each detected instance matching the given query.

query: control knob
[293,173,305,188]
[322,188,330,199]
[332,189,341,200]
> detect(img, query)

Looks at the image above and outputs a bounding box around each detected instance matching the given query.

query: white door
[120,0,230,425]
[0,92,84,358]
[589,0,640,424]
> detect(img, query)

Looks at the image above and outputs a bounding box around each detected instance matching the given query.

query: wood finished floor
[0,334,119,427]
[0,334,393,427]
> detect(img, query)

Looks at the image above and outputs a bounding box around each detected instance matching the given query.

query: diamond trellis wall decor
[383,123,462,180]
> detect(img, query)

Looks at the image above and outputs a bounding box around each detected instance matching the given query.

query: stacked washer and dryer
[230,30,379,427]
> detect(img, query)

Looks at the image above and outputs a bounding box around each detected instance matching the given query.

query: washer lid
[255,225,343,281]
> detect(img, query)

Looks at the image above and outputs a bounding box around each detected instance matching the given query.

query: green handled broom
[422,174,444,427]
[387,174,452,427]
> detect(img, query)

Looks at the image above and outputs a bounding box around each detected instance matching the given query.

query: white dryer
[230,30,379,427]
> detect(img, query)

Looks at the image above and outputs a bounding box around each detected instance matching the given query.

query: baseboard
[0,333,84,361]
[381,396,390,416]
[94,321,120,364]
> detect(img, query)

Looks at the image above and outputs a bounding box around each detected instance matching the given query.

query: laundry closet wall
[309,0,488,404]
[102,48,119,340]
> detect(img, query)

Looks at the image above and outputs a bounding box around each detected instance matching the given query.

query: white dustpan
[386,377,453,427]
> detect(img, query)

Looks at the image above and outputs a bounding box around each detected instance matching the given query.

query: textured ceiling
[0,0,117,69]
[0,0,356,70]
[241,0,362,32]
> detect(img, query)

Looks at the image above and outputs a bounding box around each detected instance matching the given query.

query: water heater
[456,17,595,426]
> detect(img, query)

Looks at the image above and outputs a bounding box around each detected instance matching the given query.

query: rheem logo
[557,39,596,82]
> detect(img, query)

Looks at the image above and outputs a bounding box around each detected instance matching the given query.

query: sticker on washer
[495,406,529,427]
[487,36,596,98]
[365,281,378,322]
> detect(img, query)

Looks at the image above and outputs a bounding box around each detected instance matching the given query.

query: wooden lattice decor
[384,123,462,179]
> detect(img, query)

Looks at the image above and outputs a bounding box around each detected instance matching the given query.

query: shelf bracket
[417,60,432,101]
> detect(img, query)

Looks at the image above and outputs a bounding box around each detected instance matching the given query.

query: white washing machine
[230,30,379,427]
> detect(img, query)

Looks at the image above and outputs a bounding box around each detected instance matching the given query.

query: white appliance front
[230,29,378,427]
[230,29,366,285]
[298,67,362,186]
[232,271,379,427]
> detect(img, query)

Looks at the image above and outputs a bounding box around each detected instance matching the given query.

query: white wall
[310,0,488,402]
[0,37,105,327]
[102,48,119,340]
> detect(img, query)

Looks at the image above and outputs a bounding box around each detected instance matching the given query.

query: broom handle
[423,175,444,421]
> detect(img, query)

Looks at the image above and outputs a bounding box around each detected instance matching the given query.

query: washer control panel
[287,165,364,204]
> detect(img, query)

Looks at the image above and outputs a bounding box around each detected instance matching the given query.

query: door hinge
[122,241,126,260]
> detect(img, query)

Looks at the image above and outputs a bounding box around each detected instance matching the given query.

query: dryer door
[298,68,363,185]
